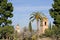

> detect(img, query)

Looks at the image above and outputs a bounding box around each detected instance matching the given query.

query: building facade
[15,24,20,33]
[39,17,48,34]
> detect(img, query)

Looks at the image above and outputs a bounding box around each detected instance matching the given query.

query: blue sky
[9,0,54,29]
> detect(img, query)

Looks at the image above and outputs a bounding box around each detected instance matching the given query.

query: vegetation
[44,25,60,40]
[50,0,60,27]
[0,0,14,39]
[0,0,13,27]
[30,12,42,31]
[50,0,60,40]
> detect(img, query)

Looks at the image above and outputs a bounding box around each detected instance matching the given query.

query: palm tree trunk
[37,20,39,31]
[37,20,39,32]
[37,20,40,39]
[40,20,43,34]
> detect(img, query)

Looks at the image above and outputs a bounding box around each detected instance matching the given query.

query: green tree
[0,0,14,39]
[0,26,14,39]
[49,0,60,40]
[0,0,13,27]
[50,0,60,27]
[30,12,42,31]
[44,25,60,40]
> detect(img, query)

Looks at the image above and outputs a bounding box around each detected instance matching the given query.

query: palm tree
[29,12,42,31]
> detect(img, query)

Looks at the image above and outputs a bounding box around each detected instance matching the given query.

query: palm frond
[30,12,37,16]
[30,11,46,22]
[31,18,35,22]
[29,16,34,20]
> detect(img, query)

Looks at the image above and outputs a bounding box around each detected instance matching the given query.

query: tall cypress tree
[49,0,60,40]
[50,0,60,27]
[0,0,14,39]
[0,0,13,27]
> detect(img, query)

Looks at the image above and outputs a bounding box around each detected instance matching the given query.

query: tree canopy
[0,0,13,27]
[50,0,60,27]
